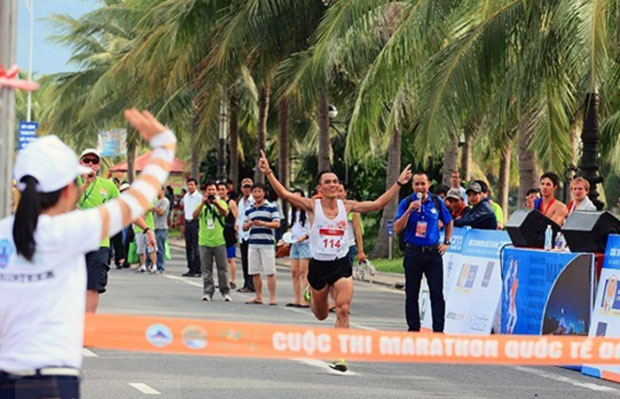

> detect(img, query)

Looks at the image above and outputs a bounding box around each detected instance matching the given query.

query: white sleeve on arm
[100,130,177,239]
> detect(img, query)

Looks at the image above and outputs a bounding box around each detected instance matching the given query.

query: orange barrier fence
[85,314,620,365]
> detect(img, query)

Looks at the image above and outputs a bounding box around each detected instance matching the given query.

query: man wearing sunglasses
[77,149,155,312]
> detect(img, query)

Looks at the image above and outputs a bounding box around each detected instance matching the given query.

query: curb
[169,240,405,290]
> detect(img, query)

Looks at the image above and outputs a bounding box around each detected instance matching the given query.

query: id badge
[415,220,428,238]
[207,218,215,230]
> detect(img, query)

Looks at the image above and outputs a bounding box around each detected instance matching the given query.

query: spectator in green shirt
[193,182,231,302]
[77,148,154,313]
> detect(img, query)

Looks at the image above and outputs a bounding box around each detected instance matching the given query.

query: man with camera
[193,182,232,302]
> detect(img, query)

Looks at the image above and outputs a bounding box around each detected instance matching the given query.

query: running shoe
[201,295,213,301]
[222,294,232,302]
[365,259,376,276]
[303,286,311,303]
[328,359,348,372]
[137,265,147,273]
[148,265,157,273]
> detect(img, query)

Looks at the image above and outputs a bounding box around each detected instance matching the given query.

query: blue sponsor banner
[602,234,620,270]
[460,229,511,258]
[18,121,38,150]
[501,248,593,336]
[583,234,620,382]
[442,227,469,254]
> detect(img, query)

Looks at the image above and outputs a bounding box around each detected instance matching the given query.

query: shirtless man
[534,172,568,226]
[258,151,411,371]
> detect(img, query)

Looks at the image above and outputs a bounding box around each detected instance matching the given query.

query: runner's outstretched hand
[123,109,168,141]
[258,150,272,175]
[397,164,413,185]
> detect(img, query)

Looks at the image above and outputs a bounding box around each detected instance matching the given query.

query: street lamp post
[216,89,228,181]
[578,92,605,209]
[22,0,33,121]
[0,0,18,218]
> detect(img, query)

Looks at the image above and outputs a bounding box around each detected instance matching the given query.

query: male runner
[258,151,411,371]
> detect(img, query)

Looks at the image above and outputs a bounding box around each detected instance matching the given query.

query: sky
[17,0,99,76]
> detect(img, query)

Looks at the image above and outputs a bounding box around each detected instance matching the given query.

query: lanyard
[540,198,556,216]
[78,180,97,208]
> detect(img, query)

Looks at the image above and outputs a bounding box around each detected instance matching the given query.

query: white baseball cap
[79,148,100,159]
[14,135,92,193]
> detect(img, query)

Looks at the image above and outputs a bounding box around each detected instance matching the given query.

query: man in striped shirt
[242,183,280,305]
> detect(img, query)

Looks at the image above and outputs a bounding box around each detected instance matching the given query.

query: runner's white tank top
[310,199,349,261]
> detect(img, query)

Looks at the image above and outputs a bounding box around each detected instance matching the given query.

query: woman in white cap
[0,109,176,398]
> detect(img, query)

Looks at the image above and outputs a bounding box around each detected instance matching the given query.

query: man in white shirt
[236,177,255,292]
[182,178,203,277]
[450,170,468,205]
[568,176,597,215]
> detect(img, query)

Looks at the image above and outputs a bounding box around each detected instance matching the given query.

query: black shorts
[86,248,110,293]
[308,256,352,290]
[0,374,79,399]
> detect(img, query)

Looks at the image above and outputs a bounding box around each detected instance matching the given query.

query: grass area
[371,257,404,274]
[168,227,181,239]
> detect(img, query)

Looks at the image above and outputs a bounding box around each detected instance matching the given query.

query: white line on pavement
[512,366,620,394]
[129,383,161,395]
[163,274,202,288]
[294,358,360,376]
[82,348,98,357]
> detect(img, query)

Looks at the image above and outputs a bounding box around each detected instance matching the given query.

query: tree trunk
[498,141,512,219]
[318,91,331,172]
[126,135,137,183]
[461,126,473,181]
[278,99,290,227]
[517,115,538,207]
[570,124,580,167]
[254,85,270,183]
[370,126,402,259]
[228,94,239,188]
[442,137,459,185]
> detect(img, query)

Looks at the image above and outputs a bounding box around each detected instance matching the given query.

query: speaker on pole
[561,211,620,253]
[505,209,561,248]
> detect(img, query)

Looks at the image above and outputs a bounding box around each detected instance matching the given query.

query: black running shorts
[308,256,352,290]
[85,247,110,293]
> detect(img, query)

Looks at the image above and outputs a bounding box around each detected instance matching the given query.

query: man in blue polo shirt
[394,171,453,332]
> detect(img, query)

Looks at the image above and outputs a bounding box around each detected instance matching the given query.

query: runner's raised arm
[346,165,412,213]
[98,109,177,241]
[258,150,313,212]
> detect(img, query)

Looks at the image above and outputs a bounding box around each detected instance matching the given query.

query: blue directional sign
[387,220,394,237]
[18,121,38,150]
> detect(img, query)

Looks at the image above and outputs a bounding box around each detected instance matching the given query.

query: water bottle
[544,224,553,251]
[554,232,565,251]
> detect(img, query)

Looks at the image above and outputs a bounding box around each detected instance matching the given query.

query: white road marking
[294,358,360,376]
[163,274,202,288]
[129,383,161,395]
[512,366,620,394]
[82,348,98,357]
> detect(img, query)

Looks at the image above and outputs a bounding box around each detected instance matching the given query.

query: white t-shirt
[309,199,349,261]
[236,195,254,243]
[290,210,310,243]
[182,191,202,222]
[0,210,101,372]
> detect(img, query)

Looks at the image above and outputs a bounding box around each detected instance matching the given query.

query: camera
[207,195,215,202]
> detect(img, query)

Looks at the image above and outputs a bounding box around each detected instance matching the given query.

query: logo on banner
[0,239,14,269]
[146,324,173,347]
[601,275,620,313]
[182,325,207,349]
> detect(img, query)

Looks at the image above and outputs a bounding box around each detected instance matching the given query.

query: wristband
[443,239,451,245]
[396,180,404,187]
[144,227,151,233]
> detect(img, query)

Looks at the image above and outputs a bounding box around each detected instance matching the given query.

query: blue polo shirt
[395,194,452,246]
